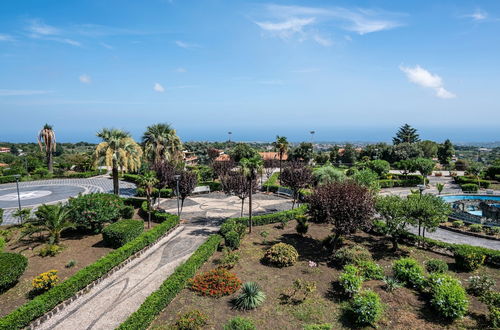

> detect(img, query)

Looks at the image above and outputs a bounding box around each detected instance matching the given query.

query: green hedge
[0,215,179,330]
[136,187,173,198]
[455,176,491,188]
[460,183,478,193]
[117,234,222,330]
[122,197,145,209]
[0,208,3,225]
[102,220,144,248]
[140,201,179,223]
[0,253,28,291]
[122,173,141,183]
[198,181,222,191]
[0,175,17,184]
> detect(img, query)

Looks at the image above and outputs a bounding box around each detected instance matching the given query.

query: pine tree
[437,139,454,165]
[392,124,420,145]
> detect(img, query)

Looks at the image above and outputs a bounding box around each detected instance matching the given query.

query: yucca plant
[233,282,266,310]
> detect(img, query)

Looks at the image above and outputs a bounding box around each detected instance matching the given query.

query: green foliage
[425,259,448,274]
[383,277,402,292]
[352,169,379,190]
[347,290,383,326]
[229,143,259,163]
[452,245,485,271]
[220,219,246,238]
[392,257,425,289]
[355,260,384,280]
[371,219,387,235]
[102,220,144,248]
[232,282,266,310]
[437,139,454,165]
[38,244,63,257]
[479,291,500,328]
[223,317,256,330]
[393,124,420,145]
[303,324,333,330]
[0,216,179,330]
[120,205,135,219]
[365,159,390,177]
[452,220,464,228]
[427,273,468,320]
[312,165,345,185]
[224,231,241,250]
[68,193,125,233]
[0,253,28,291]
[296,216,309,236]
[0,208,3,225]
[404,193,451,234]
[217,248,240,269]
[460,183,478,193]
[468,224,483,232]
[467,275,495,296]
[263,242,299,267]
[332,245,372,267]
[65,260,77,268]
[486,226,500,235]
[339,265,363,296]
[173,310,208,330]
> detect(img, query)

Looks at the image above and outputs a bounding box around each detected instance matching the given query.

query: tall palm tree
[273,136,289,184]
[21,204,74,245]
[240,156,263,234]
[95,128,143,195]
[37,124,56,173]
[137,171,159,229]
[142,123,183,166]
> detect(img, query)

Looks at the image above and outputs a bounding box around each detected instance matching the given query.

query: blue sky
[0,0,499,143]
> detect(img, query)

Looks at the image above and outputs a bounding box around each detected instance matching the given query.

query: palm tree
[21,204,74,244]
[142,123,183,166]
[37,124,56,173]
[273,136,289,185]
[95,128,143,195]
[137,171,159,229]
[240,156,263,234]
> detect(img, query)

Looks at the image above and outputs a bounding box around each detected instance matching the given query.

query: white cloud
[153,83,165,92]
[175,67,186,73]
[79,74,91,84]
[312,34,333,46]
[27,19,60,36]
[62,38,81,46]
[255,17,315,38]
[400,65,456,99]
[175,40,200,49]
[0,34,14,42]
[463,9,488,21]
[100,42,113,49]
[0,89,53,96]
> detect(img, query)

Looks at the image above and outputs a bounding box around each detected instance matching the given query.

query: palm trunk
[248,185,253,234]
[47,150,53,173]
[112,160,119,195]
[279,156,282,185]
[241,198,245,217]
[147,195,152,229]
[391,236,398,251]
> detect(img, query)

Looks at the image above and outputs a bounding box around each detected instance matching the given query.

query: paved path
[407,226,500,250]
[0,177,136,225]
[34,193,291,330]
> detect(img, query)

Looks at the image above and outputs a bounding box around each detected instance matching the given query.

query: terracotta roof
[0,163,8,167]
[259,152,288,161]
[214,154,231,161]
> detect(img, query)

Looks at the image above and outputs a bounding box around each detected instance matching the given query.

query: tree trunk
[279,157,282,185]
[180,198,185,216]
[248,185,253,234]
[112,160,119,195]
[332,232,341,250]
[241,198,244,217]
[47,150,53,173]
[391,236,398,251]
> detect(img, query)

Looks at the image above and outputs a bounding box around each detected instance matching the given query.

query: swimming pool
[441,195,500,203]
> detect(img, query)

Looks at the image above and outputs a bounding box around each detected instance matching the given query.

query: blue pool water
[441,195,500,203]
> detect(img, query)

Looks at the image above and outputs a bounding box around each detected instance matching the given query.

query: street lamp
[13,174,22,223]
[310,130,315,143]
[228,131,232,143]
[174,174,181,217]
[417,184,426,196]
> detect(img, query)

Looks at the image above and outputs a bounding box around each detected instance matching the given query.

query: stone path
[407,226,500,250]
[0,177,136,225]
[34,193,291,330]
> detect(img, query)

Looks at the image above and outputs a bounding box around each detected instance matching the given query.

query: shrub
[469,224,483,233]
[120,205,135,219]
[348,290,383,326]
[303,324,333,330]
[371,219,387,235]
[223,317,256,330]
[189,268,241,297]
[355,260,384,280]
[263,243,299,267]
[428,273,468,319]
[0,237,4,252]
[102,220,144,248]
[0,252,28,290]
[220,219,246,238]
[486,226,500,236]
[453,245,485,271]
[339,265,363,296]
[217,248,240,269]
[232,282,266,310]
[425,259,449,274]
[68,193,125,233]
[331,245,372,267]
[32,270,59,292]
[174,310,208,330]
[452,220,464,228]
[0,208,3,225]
[480,291,500,328]
[296,216,309,236]
[38,244,63,257]
[383,277,402,292]
[467,275,496,296]
[224,231,241,250]
[461,183,478,193]
[65,260,76,268]
[392,257,425,289]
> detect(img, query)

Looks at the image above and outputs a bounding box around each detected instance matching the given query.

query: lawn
[152,220,498,329]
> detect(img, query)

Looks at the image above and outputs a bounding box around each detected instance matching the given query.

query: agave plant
[233,282,266,310]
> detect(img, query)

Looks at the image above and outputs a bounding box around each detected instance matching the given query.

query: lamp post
[310,130,315,144]
[13,174,22,223]
[174,174,181,217]
[228,131,232,143]
[417,184,425,237]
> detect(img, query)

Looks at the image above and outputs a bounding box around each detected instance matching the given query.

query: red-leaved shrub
[189,268,242,297]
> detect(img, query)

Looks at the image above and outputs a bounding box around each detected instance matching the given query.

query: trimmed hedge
[140,201,179,223]
[0,175,17,184]
[0,215,179,329]
[0,253,28,291]
[455,176,491,188]
[102,220,144,248]
[117,234,222,330]
[122,173,141,183]
[199,181,222,192]
[460,183,478,193]
[136,187,173,198]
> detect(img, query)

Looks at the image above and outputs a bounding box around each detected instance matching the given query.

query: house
[258,152,288,161]
[0,147,10,153]
[183,151,198,166]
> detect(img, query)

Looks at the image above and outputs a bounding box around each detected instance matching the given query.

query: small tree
[437,139,454,165]
[240,156,263,233]
[307,181,375,249]
[365,159,390,178]
[436,183,444,195]
[280,162,313,209]
[221,171,256,216]
[404,193,451,239]
[137,171,159,228]
[467,162,484,187]
[375,195,411,250]
[393,124,420,145]
[21,204,74,245]
[413,158,435,184]
[229,143,258,163]
[212,159,235,179]
[176,170,198,216]
[273,136,289,184]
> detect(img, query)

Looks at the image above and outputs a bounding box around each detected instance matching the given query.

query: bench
[192,186,210,194]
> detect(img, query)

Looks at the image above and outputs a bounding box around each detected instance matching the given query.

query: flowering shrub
[453,245,485,271]
[428,273,468,319]
[347,289,383,326]
[392,257,425,289]
[189,268,241,297]
[467,275,496,296]
[339,265,363,297]
[68,193,125,233]
[32,270,59,292]
[38,244,63,257]
[263,243,299,267]
[174,310,208,330]
[332,245,372,267]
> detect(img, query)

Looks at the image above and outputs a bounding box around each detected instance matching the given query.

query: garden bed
[152,220,498,329]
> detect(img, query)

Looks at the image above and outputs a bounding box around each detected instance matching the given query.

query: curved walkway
[34,193,291,330]
[0,177,136,225]
[407,226,500,250]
